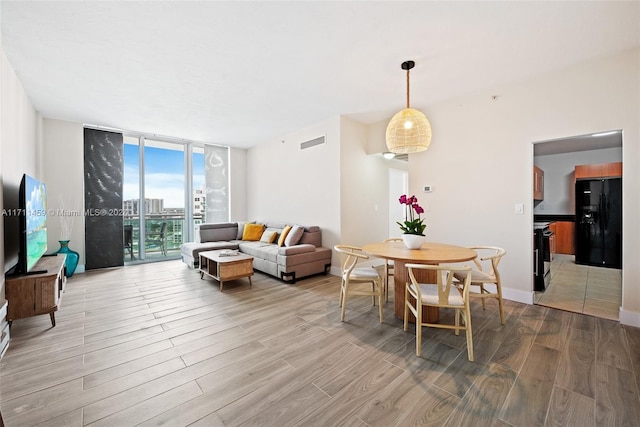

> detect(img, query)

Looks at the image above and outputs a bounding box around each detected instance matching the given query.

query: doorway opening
[532,130,622,321]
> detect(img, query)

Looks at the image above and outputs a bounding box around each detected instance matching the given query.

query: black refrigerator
[575,178,622,268]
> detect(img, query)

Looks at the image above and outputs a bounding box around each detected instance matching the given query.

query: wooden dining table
[362,240,477,322]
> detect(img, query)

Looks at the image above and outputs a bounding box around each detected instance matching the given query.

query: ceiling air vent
[300,135,326,150]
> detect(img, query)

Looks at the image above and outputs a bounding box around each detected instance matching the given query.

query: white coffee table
[199,250,254,291]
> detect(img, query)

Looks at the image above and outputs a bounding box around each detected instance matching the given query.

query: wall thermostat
[423,185,433,193]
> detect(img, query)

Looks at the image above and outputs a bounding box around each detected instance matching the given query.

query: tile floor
[534,253,622,320]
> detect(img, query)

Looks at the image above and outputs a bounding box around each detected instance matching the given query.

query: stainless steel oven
[534,223,552,291]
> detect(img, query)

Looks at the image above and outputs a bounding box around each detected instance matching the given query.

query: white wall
[366,120,390,155]
[407,48,639,325]
[1,50,38,284]
[534,147,622,214]
[42,119,85,269]
[246,115,410,269]
[340,116,402,247]
[246,116,342,260]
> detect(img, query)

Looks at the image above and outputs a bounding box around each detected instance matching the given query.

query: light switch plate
[514,203,524,214]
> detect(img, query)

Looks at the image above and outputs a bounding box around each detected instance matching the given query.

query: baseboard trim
[619,308,640,327]
[502,287,534,305]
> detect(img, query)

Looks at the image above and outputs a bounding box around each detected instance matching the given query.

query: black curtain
[84,128,124,269]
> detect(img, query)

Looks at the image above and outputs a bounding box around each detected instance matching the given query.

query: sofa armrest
[197,222,239,243]
[278,244,316,256]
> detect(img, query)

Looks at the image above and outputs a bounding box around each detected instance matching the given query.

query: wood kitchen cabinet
[575,161,622,179]
[548,221,575,255]
[533,166,544,201]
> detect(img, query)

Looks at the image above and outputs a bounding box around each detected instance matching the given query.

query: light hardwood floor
[535,254,622,320]
[1,260,639,426]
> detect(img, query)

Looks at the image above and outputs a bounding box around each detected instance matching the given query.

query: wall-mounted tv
[17,174,48,274]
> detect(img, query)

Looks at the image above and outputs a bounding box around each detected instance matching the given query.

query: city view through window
[123,137,207,261]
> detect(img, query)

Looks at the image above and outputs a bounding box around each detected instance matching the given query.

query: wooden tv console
[5,254,66,327]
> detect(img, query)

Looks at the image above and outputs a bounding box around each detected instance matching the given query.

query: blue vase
[56,240,79,277]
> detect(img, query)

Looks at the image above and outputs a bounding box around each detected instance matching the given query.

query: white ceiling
[1,1,639,148]
[534,131,623,156]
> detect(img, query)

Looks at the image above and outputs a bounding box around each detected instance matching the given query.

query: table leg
[394,260,439,323]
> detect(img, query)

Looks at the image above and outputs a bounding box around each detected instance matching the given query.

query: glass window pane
[204,145,229,223]
[123,136,140,261]
[144,139,185,259]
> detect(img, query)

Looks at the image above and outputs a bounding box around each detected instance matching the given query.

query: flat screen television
[17,174,48,274]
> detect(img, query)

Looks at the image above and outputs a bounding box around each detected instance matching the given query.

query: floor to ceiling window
[143,139,185,261]
[122,135,224,264]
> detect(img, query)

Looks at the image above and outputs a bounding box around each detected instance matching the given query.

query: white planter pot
[402,234,426,249]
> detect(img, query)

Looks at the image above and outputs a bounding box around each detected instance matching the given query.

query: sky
[123,144,205,209]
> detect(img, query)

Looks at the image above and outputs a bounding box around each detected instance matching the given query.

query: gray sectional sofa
[180,221,332,284]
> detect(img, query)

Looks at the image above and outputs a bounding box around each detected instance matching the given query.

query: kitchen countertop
[534,214,576,222]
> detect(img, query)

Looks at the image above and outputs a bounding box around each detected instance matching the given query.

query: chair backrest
[159,222,167,238]
[406,263,472,306]
[469,246,506,280]
[334,245,369,276]
[124,225,133,246]
[384,238,402,242]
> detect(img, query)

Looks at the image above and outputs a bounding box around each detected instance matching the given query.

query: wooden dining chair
[404,263,474,361]
[373,237,402,302]
[334,245,383,323]
[453,246,506,325]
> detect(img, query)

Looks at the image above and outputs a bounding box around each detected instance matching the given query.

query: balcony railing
[124,213,203,262]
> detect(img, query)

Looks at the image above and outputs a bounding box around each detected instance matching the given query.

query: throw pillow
[284,225,304,247]
[236,221,256,240]
[260,230,278,243]
[278,225,292,247]
[242,223,264,241]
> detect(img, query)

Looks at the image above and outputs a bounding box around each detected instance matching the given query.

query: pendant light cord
[406,69,411,109]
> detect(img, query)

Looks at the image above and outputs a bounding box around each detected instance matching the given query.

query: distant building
[123,198,164,215]
[123,199,138,216]
[194,187,206,219]
[146,198,164,214]
[122,190,207,250]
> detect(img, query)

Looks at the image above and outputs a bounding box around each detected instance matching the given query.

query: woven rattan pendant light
[385,60,432,154]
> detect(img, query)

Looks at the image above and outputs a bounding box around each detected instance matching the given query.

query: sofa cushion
[284,225,304,247]
[242,223,265,241]
[238,241,279,263]
[260,229,278,243]
[277,246,332,268]
[298,226,321,247]
[278,244,316,256]
[198,222,238,243]
[278,225,292,247]
[264,221,288,230]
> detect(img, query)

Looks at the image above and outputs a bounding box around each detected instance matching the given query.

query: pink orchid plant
[397,194,426,236]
